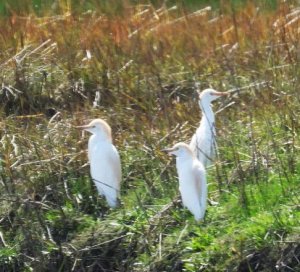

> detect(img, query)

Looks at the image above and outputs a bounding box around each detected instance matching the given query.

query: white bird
[190,88,229,167]
[163,142,207,221]
[77,119,121,208]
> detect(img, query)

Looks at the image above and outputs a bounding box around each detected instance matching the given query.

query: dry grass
[0,1,300,271]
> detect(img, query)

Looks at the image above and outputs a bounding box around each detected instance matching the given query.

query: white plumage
[78,119,121,208]
[190,88,228,167]
[164,143,207,221]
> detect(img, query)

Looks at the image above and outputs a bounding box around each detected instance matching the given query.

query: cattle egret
[163,142,207,221]
[77,119,121,208]
[190,89,228,167]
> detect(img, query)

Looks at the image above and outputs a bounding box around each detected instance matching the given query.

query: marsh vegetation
[0,1,299,271]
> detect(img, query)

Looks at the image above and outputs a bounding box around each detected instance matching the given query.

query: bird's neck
[200,102,215,125]
[91,133,112,143]
[176,156,194,179]
[176,155,193,167]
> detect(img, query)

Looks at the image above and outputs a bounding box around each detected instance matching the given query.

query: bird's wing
[107,146,122,192]
[192,164,207,219]
[195,124,207,148]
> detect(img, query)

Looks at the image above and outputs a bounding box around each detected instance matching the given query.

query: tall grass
[0,1,300,271]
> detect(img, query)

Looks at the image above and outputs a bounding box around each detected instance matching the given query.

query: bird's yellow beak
[197,90,229,97]
[74,125,93,130]
[213,91,229,97]
[161,147,175,154]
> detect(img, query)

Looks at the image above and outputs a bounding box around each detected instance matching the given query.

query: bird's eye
[92,126,96,128]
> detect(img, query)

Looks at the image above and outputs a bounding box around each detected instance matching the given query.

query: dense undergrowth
[0,0,300,271]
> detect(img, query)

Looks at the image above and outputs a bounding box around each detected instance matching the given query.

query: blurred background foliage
[0,0,280,16]
[0,0,299,271]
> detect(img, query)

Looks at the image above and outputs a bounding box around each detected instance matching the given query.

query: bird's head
[198,88,229,104]
[162,142,193,158]
[76,119,112,140]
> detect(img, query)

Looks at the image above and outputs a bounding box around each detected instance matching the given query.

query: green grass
[0,0,300,271]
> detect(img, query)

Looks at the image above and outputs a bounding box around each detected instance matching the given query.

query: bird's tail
[106,195,119,208]
[197,174,207,221]
[201,181,207,217]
